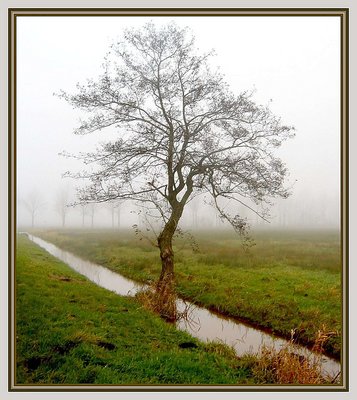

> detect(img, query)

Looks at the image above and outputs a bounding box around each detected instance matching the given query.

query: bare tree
[60,22,294,319]
[106,200,123,228]
[55,189,70,228]
[116,201,124,228]
[190,196,200,229]
[105,201,116,228]
[88,203,97,228]
[22,191,45,228]
[77,203,88,227]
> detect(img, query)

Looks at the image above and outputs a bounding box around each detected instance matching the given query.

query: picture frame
[1,1,355,399]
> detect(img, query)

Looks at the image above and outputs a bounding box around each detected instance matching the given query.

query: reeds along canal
[23,233,340,379]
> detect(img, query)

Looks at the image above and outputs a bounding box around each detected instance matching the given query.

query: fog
[17,16,340,231]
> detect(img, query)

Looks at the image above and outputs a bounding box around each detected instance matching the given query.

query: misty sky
[16,16,340,229]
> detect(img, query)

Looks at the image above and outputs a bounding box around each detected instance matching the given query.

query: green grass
[33,228,342,358]
[16,234,255,385]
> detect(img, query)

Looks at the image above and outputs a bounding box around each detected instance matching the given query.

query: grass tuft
[251,327,339,384]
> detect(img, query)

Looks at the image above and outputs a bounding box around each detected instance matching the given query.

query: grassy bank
[16,234,257,385]
[33,228,342,358]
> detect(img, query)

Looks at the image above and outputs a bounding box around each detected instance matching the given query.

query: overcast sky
[16,16,340,228]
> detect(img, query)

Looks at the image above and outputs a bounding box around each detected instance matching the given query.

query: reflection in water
[26,233,340,378]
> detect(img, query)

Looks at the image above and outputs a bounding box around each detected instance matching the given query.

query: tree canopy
[61,22,294,229]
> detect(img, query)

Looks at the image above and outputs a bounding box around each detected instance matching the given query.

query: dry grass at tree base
[135,283,192,323]
[136,285,177,321]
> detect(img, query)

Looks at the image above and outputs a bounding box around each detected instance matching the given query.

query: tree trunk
[155,204,184,321]
[156,232,176,321]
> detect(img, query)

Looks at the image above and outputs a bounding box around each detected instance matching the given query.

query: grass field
[33,228,342,358]
[16,235,257,385]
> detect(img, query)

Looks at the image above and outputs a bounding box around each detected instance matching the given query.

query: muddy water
[26,233,340,378]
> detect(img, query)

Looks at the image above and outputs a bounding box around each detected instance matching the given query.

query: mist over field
[17,16,340,230]
[17,193,339,230]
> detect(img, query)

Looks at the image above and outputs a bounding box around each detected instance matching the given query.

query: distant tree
[105,200,123,228]
[105,201,116,228]
[116,201,123,228]
[88,203,97,228]
[78,203,88,227]
[23,191,45,228]
[60,22,294,319]
[116,204,121,228]
[55,189,70,228]
[190,197,200,229]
